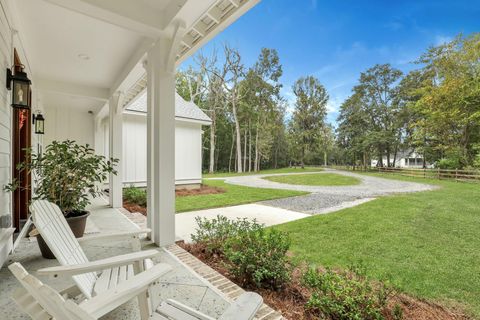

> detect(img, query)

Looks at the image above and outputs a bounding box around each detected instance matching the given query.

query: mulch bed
[123,184,226,216]
[178,241,471,320]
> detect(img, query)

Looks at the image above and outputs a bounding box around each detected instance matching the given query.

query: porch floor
[0,198,231,319]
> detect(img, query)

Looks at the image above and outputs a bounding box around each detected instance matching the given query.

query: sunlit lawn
[275,173,480,317]
[263,172,361,186]
[176,179,308,212]
[203,166,323,178]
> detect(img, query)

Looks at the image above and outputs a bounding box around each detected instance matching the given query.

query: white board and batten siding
[0,0,39,268]
[123,113,205,187]
[43,105,95,147]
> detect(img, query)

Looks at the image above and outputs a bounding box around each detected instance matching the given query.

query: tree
[217,44,246,173]
[290,76,329,168]
[411,34,480,167]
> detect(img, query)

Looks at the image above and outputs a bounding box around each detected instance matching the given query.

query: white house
[121,91,211,188]
[371,150,430,168]
[0,0,260,267]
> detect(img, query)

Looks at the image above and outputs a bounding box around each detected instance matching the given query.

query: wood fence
[327,165,480,183]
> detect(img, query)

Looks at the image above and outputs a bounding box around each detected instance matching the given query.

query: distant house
[122,91,211,188]
[371,150,430,168]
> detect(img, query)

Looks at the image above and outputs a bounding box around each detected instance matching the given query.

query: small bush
[302,265,394,320]
[437,157,461,169]
[224,227,291,289]
[123,186,147,207]
[191,215,262,254]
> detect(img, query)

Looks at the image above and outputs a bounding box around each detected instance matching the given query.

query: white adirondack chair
[29,199,162,315]
[9,262,264,320]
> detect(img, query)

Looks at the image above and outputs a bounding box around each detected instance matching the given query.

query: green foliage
[302,265,393,320]
[337,63,405,168]
[224,227,291,289]
[191,215,292,289]
[392,304,404,320]
[290,76,329,167]
[436,157,461,169]
[4,140,117,215]
[191,215,261,254]
[123,186,147,207]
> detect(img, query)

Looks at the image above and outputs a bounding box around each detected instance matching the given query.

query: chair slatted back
[30,200,97,298]
[8,262,87,320]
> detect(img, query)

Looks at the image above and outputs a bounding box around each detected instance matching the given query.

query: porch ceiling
[9,0,259,114]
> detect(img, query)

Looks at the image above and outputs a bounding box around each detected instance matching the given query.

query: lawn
[263,172,361,186]
[275,173,480,317]
[203,166,323,178]
[124,180,307,213]
[176,180,308,212]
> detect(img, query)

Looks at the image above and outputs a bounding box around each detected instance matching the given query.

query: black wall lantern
[33,112,45,135]
[6,65,32,109]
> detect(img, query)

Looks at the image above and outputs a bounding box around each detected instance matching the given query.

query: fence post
[437,167,440,180]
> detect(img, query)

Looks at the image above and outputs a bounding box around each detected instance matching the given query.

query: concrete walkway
[175,204,309,242]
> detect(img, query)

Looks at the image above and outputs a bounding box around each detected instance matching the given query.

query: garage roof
[125,91,212,124]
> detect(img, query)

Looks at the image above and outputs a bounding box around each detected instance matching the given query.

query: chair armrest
[77,229,151,244]
[73,263,172,319]
[37,249,159,277]
[219,292,263,320]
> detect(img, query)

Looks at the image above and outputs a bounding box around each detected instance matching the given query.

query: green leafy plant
[224,227,292,289]
[123,186,147,207]
[392,304,403,320]
[191,215,261,255]
[302,265,394,320]
[4,140,117,216]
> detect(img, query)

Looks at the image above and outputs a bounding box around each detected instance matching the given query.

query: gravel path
[208,169,437,214]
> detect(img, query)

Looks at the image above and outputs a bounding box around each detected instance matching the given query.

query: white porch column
[143,59,154,232]
[146,23,185,246]
[108,92,124,208]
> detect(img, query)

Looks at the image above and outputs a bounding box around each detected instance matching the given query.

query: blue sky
[181,0,479,125]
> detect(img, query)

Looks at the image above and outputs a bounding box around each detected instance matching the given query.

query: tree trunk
[386,146,391,168]
[323,151,327,166]
[301,144,305,169]
[254,124,259,172]
[231,99,243,173]
[243,127,247,172]
[209,119,216,173]
[248,124,252,172]
[392,144,398,168]
[228,129,235,173]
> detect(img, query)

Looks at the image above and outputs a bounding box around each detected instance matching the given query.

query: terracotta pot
[37,211,90,259]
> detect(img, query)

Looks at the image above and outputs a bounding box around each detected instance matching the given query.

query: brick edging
[165,244,284,320]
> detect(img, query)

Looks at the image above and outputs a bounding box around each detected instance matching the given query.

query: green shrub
[224,227,291,289]
[302,265,394,320]
[123,186,147,207]
[437,157,462,169]
[191,215,262,254]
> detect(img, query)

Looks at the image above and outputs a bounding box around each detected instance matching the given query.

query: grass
[176,179,307,212]
[274,173,480,317]
[203,166,323,178]
[263,172,361,186]
[124,180,308,213]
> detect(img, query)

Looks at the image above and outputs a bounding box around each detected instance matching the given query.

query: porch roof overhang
[9,0,259,115]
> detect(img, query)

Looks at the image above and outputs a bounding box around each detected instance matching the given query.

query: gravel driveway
[208,169,437,214]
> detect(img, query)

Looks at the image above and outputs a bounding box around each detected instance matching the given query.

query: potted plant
[4,140,117,258]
